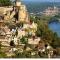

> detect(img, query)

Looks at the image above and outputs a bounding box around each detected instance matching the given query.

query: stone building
[0,0,37,46]
[0,0,29,23]
[43,6,59,16]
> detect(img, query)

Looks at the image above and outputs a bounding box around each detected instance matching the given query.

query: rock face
[0,0,29,23]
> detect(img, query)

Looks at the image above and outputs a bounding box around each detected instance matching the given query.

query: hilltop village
[42,6,60,16]
[0,0,57,58]
[0,0,38,45]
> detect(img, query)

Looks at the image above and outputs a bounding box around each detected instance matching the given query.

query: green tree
[0,0,12,6]
[0,52,7,58]
[20,36,28,44]
[35,17,60,48]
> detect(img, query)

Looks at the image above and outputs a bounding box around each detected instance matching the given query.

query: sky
[21,0,60,2]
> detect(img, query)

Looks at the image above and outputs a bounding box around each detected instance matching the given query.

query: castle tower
[14,0,21,12]
[15,0,21,7]
[15,0,29,23]
[18,5,29,23]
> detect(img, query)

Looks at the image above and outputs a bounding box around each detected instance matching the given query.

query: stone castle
[0,0,29,23]
[0,0,38,46]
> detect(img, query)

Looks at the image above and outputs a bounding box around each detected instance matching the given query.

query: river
[49,21,60,37]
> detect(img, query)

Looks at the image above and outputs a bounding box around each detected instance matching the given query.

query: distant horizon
[11,0,60,2]
[21,0,60,2]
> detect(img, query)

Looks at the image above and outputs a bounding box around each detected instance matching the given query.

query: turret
[15,0,21,7]
[18,5,29,23]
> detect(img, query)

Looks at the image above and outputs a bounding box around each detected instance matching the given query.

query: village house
[28,37,41,45]
[23,21,37,36]
[43,6,59,16]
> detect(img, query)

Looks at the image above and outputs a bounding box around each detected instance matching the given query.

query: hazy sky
[22,0,60,2]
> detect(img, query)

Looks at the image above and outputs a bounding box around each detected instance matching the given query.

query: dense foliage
[30,15,60,49]
[20,36,28,44]
[0,0,12,6]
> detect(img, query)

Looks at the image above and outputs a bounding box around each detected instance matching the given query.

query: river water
[49,21,60,37]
